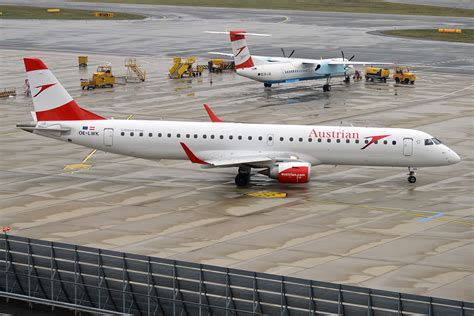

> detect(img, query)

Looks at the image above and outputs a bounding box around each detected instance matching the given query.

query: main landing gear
[407,167,417,183]
[235,166,251,187]
[323,77,331,92]
[264,83,272,88]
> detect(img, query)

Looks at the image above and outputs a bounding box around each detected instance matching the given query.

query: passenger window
[194,134,198,138]
[203,135,207,139]
[280,137,284,141]
[211,135,215,139]
[167,133,171,138]
[392,141,396,145]
[289,137,294,142]
[177,134,181,138]
[355,139,359,144]
[139,132,143,137]
[258,136,263,141]
[374,141,378,144]
[130,132,134,136]
[158,133,162,137]
[121,132,125,136]
[220,135,224,139]
[186,134,190,138]
[327,139,331,143]
[229,135,233,140]
[318,138,322,142]
[365,140,369,144]
[299,138,303,142]
[346,139,350,143]
[238,136,242,140]
[149,133,153,137]
[269,136,273,141]
[383,140,387,144]
[248,136,252,140]
[336,139,341,143]
[308,138,312,142]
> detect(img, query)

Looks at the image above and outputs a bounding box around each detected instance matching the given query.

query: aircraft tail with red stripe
[24,58,105,121]
[229,30,255,70]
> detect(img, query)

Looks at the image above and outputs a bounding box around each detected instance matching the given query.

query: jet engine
[260,162,311,183]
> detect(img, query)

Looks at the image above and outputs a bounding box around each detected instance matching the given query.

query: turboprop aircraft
[207,30,391,91]
[18,58,460,186]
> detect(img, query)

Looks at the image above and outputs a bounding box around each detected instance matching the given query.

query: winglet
[203,104,223,123]
[180,143,208,164]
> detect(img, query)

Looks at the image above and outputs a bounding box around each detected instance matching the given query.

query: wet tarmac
[0,1,473,301]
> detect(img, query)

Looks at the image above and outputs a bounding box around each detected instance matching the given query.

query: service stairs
[169,57,195,79]
[125,58,146,82]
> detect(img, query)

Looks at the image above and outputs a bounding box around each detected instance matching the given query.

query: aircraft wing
[328,61,393,66]
[180,143,303,168]
[205,155,275,168]
[208,52,234,57]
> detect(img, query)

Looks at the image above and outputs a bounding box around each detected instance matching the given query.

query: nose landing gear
[235,166,251,187]
[407,167,417,183]
[323,76,332,92]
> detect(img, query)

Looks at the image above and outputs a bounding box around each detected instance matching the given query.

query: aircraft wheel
[235,174,250,187]
[264,83,272,88]
[408,175,416,183]
[395,77,400,84]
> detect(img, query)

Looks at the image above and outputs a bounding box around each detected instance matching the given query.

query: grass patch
[382,29,474,43]
[76,0,474,17]
[0,5,145,20]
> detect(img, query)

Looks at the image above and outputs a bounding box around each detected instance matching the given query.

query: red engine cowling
[265,162,311,183]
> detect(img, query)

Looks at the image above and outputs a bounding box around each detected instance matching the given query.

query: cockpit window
[425,138,442,146]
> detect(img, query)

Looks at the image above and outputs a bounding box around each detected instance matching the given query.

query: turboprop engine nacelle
[260,162,311,183]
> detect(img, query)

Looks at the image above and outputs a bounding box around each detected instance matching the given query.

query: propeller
[341,50,355,61]
[281,48,295,58]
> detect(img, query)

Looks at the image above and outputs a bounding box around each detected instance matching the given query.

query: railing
[1,234,472,315]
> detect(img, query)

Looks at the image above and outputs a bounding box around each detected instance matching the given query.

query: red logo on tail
[34,83,56,97]
[235,46,247,57]
[361,135,390,150]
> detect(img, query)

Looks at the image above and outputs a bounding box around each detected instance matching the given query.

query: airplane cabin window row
[119,131,397,145]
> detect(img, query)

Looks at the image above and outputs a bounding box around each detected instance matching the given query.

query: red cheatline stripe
[36,100,106,121]
[24,58,48,72]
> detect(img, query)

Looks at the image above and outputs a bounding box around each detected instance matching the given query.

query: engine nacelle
[263,162,311,183]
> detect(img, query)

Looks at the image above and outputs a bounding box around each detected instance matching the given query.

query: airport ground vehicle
[393,65,416,84]
[19,58,460,186]
[364,67,390,82]
[80,65,115,89]
[208,59,234,73]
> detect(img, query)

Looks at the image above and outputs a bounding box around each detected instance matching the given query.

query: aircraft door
[103,128,114,146]
[403,138,413,156]
[267,134,274,146]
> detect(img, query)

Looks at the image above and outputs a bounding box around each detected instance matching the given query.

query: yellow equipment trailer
[364,67,390,83]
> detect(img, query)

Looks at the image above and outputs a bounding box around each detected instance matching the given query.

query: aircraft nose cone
[445,148,461,164]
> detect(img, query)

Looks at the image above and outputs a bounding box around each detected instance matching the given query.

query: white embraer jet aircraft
[207,30,391,91]
[18,58,460,186]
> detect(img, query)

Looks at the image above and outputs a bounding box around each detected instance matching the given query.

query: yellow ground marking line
[64,114,134,172]
[245,191,287,198]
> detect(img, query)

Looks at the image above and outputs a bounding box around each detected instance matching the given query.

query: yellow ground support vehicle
[81,65,115,89]
[393,66,416,84]
[208,59,235,73]
[364,67,390,82]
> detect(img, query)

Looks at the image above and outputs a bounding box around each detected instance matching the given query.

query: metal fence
[0,234,472,316]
